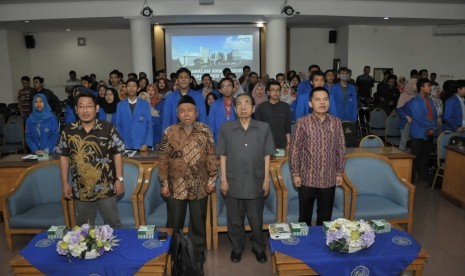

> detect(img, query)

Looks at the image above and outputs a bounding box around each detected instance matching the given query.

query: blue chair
[2,160,70,250]
[275,159,351,223]
[211,167,282,250]
[370,107,387,136]
[344,152,415,233]
[0,119,24,157]
[359,134,384,148]
[432,131,454,190]
[138,164,212,250]
[68,158,144,228]
[385,113,401,146]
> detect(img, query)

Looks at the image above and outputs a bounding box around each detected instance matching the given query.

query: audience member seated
[25,94,59,154]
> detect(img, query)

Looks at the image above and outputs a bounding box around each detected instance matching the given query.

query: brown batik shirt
[159,122,217,200]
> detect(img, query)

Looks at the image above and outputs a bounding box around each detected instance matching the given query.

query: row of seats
[2,153,416,251]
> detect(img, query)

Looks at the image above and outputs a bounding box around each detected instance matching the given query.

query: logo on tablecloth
[143,239,163,249]
[351,265,370,276]
[35,239,54,248]
[281,237,300,245]
[392,236,412,246]
[89,274,101,276]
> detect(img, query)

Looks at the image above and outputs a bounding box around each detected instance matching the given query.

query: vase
[84,251,100,259]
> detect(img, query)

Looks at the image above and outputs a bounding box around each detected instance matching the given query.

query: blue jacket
[294,83,336,120]
[152,101,164,147]
[408,95,438,140]
[97,108,117,124]
[64,105,78,125]
[162,90,207,132]
[198,88,221,98]
[330,83,358,122]
[396,100,413,129]
[207,98,236,144]
[25,116,59,153]
[443,95,464,132]
[114,99,153,149]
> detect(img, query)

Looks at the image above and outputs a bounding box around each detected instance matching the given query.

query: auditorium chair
[67,158,144,229]
[2,161,70,250]
[344,152,415,233]
[275,158,352,223]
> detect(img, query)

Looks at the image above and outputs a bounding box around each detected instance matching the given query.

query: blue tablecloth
[21,229,171,276]
[270,227,421,276]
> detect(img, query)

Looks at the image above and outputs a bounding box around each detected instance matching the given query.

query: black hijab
[99,88,120,114]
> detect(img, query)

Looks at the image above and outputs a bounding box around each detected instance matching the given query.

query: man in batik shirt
[56,93,126,228]
[159,95,217,266]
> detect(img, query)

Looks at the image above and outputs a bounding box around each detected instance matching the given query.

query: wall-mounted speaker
[329,30,337,44]
[25,35,35,49]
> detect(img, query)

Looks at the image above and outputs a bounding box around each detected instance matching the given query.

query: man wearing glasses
[56,93,126,228]
[207,77,236,144]
[255,79,292,150]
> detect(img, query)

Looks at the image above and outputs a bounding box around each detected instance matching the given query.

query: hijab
[147,84,161,108]
[138,92,151,104]
[279,81,295,105]
[29,94,55,124]
[251,82,267,106]
[233,78,245,98]
[99,88,120,114]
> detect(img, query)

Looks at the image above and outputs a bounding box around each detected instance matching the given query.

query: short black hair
[266,79,281,91]
[364,66,370,70]
[310,70,325,80]
[227,73,237,79]
[69,70,76,75]
[275,73,285,79]
[219,77,234,88]
[81,75,91,83]
[126,78,139,87]
[33,76,44,83]
[416,78,431,92]
[410,69,418,77]
[419,69,428,76]
[249,71,259,78]
[324,69,335,76]
[310,87,329,100]
[243,65,250,71]
[387,74,397,82]
[455,80,465,92]
[75,92,98,105]
[176,67,192,78]
[235,93,255,107]
[308,64,321,72]
[170,72,177,79]
[21,76,30,82]
[201,73,212,81]
[223,67,231,75]
[109,70,119,77]
[127,72,138,79]
[338,67,349,74]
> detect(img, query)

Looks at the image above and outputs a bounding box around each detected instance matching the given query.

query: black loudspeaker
[329,30,337,44]
[25,35,35,49]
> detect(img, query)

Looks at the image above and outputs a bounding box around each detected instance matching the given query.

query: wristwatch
[117,176,124,182]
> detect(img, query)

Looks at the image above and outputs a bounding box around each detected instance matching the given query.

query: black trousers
[166,196,208,255]
[226,196,265,254]
[411,137,434,182]
[298,186,335,226]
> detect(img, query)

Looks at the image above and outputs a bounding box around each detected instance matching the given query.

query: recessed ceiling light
[383,17,390,20]
[256,22,264,28]
[24,20,30,23]
[66,28,71,32]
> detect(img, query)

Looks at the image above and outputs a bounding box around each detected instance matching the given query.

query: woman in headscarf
[118,84,128,100]
[232,78,245,99]
[143,85,165,148]
[25,94,59,154]
[251,82,267,106]
[279,81,295,105]
[98,87,120,123]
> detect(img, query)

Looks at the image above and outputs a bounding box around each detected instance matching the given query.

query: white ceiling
[1,0,465,32]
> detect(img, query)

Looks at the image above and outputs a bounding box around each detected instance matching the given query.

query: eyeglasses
[77,105,95,110]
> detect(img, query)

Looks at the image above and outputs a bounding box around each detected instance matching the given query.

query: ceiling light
[24,20,30,23]
[383,17,390,20]
[66,28,71,32]
[256,22,264,28]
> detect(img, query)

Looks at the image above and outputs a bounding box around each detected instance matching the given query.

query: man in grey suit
[216,93,275,264]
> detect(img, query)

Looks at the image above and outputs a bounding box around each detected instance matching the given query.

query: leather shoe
[252,248,267,263]
[230,251,242,263]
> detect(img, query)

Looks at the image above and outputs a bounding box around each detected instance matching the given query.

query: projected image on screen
[165,27,260,81]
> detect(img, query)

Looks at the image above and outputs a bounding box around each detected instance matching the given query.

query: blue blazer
[408,95,438,140]
[64,105,77,125]
[443,95,464,132]
[330,83,358,122]
[97,108,116,124]
[162,90,207,132]
[152,101,164,147]
[207,98,236,144]
[114,99,153,149]
[25,116,59,153]
[396,100,413,129]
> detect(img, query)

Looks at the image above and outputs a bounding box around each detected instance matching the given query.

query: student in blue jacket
[25,94,59,154]
[207,77,236,144]
[114,78,153,151]
[330,67,358,122]
[408,78,438,184]
[443,80,465,133]
[162,67,207,132]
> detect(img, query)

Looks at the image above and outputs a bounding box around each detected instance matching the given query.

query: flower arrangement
[325,218,375,253]
[56,224,119,260]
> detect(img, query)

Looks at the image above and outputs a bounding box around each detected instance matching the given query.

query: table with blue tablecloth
[270,226,430,276]
[9,228,172,276]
